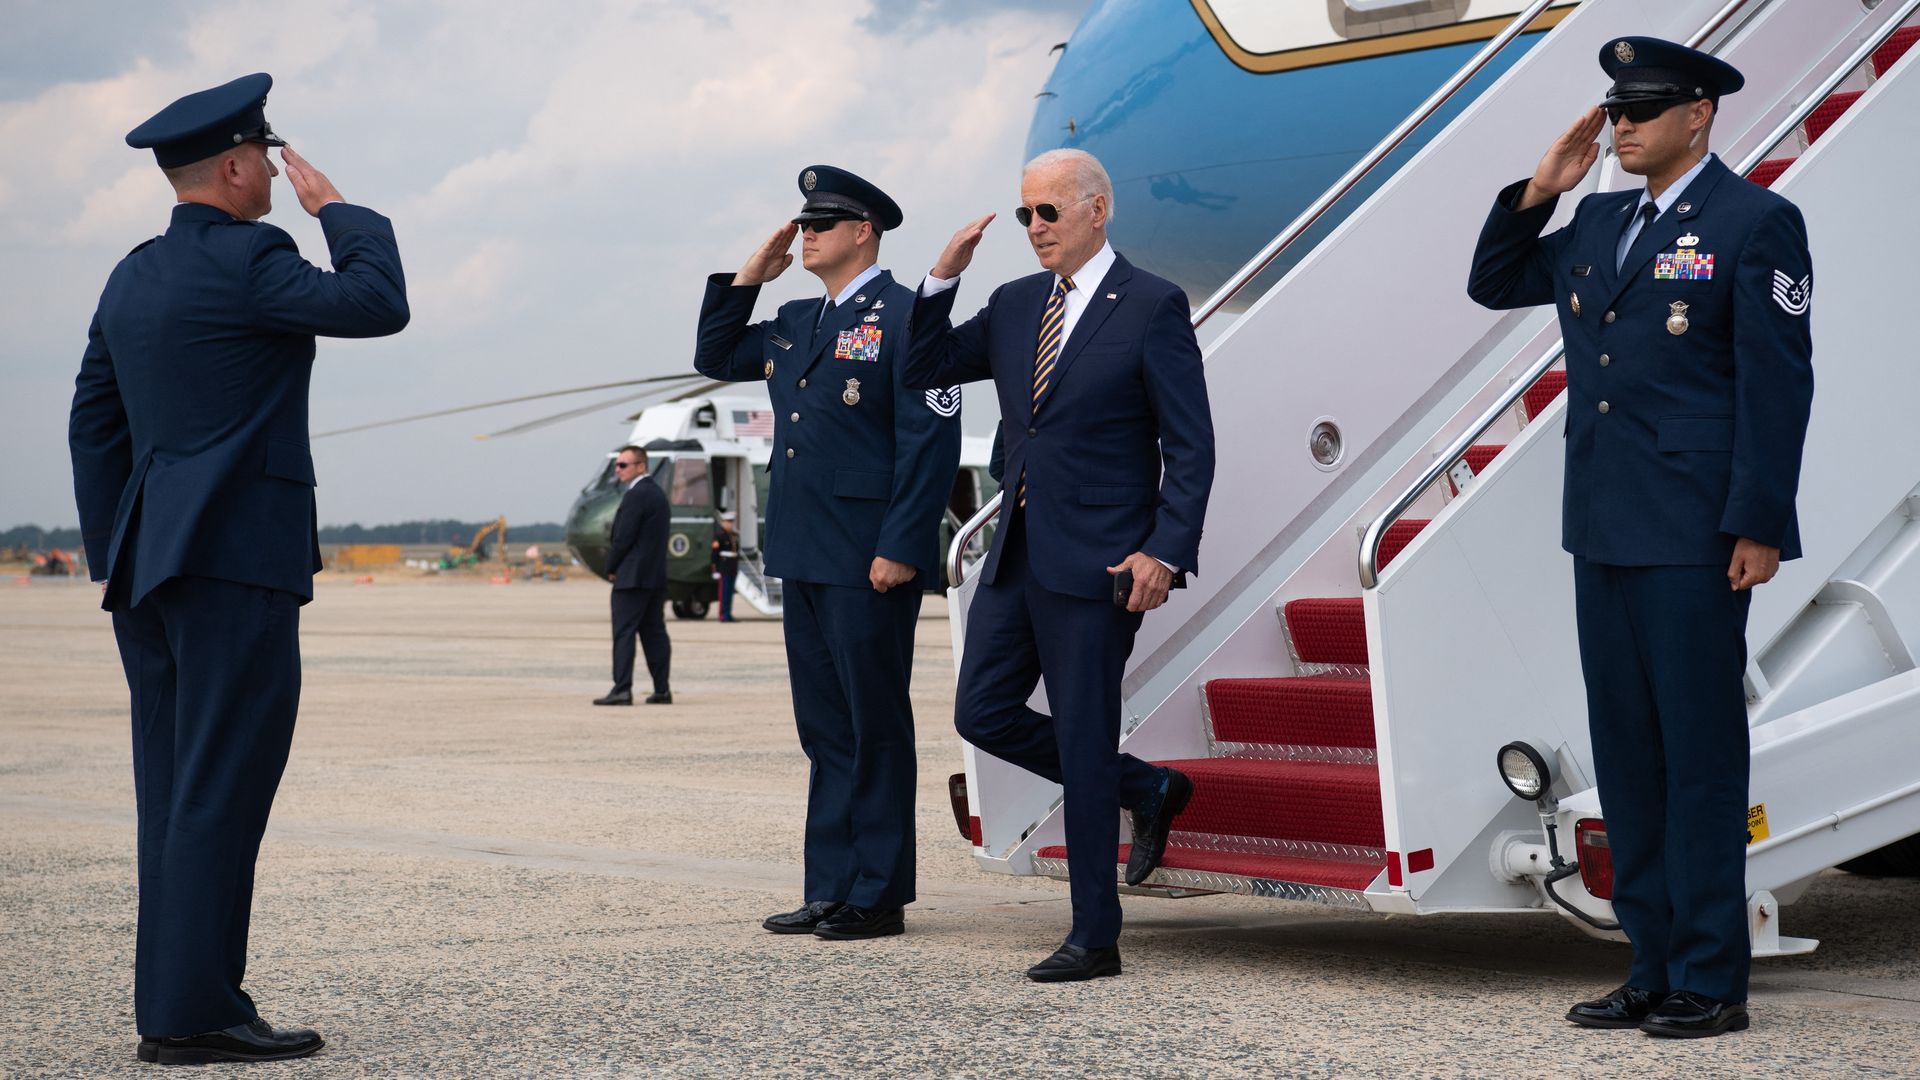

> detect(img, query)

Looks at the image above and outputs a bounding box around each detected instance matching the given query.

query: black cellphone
[1112,569,1134,609]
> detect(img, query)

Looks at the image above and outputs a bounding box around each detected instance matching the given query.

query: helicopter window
[583,458,619,495]
[668,457,712,507]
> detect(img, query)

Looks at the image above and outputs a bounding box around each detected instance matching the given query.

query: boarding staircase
[956,0,1920,929]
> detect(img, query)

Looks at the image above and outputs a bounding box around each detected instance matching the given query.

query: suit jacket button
[1598,401,1610,414]
[798,378,808,388]
[786,448,796,458]
[1603,310,1616,323]
[790,412,800,422]
[1598,354,1610,367]
[1027,427,1038,437]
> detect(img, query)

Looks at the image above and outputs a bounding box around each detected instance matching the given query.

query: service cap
[1599,37,1744,108]
[791,165,903,232]
[126,73,286,169]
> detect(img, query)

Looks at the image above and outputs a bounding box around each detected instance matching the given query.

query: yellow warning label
[1746,803,1770,846]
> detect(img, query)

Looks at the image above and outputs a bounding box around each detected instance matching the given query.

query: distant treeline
[2,521,567,548]
[317,520,568,544]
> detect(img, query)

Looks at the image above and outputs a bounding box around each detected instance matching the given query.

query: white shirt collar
[1056,242,1116,293]
[827,263,884,309]
[1637,152,1714,215]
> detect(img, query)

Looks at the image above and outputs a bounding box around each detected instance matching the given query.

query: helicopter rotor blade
[311,373,698,438]
[475,375,719,440]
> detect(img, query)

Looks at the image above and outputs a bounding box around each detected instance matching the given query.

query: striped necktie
[1020,275,1074,506]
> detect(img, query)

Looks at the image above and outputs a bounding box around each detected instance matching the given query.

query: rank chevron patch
[1772,270,1811,315]
[925,386,962,417]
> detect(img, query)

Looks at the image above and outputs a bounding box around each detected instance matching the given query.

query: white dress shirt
[1617,152,1714,271]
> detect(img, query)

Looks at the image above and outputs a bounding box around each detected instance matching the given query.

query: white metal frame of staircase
[950,0,1920,944]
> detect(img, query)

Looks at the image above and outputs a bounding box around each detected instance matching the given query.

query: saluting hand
[734,224,797,286]
[1519,107,1606,210]
[280,147,344,217]
[930,213,995,280]
[1728,537,1781,591]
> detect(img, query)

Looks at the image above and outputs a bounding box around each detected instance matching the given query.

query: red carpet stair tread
[1204,677,1374,748]
[1033,844,1386,893]
[1284,597,1368,666]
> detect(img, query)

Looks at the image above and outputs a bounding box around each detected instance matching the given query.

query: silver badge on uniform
[1615,40,1635,63]
[803,170,818,191]
[843,378,861,406]
[1666,301,1690,335]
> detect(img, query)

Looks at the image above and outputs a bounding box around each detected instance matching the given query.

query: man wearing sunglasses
[595,445,672,706]
[1469,38,1814,1038]
[694,166,960,942]
[905,148,1215,982]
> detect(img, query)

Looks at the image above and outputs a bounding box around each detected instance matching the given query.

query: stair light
[1496,741,1557,806]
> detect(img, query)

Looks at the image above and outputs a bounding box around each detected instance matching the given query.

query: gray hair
[1023,148,1115,222]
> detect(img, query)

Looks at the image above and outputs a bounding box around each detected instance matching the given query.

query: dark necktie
[1619,201,1658,272]
[1019,275,1075,507]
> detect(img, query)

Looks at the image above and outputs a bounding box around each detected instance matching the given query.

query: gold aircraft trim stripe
[1189,1,1576,75]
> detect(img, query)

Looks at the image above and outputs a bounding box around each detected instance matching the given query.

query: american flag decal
[925,386,961,417]
[733,409,775,437]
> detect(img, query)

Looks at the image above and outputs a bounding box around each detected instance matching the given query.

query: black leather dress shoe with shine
[762,900,842,934]
[1125,767,1194,886]
[593,689,633,706]
[136,1018,324,1064]
[645,691,673,704]
[812,904,905,940]
[1026,942,1122,982]
[1640,991,1749,1038]
[1566,984,1666,1028]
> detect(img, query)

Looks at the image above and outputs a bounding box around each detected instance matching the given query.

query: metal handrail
[1190,0,1562,328]
[949,491,1003,587]
[1357,0,1917,589]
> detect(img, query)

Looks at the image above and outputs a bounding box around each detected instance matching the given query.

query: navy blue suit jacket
[606,475,669,591]
[1468,157,1814,565]
[694,270,961,589]
[69,202,409,609]
[904,253,1215,600]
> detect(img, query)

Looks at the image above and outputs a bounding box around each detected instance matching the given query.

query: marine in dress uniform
[693,167,961,940]
[906,149,1215,982]
[1468,38,1814,1038]
[67,74,408,1063]
[595,445,672,705]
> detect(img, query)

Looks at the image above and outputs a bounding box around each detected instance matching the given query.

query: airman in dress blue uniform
[1469,38,1814,1039]
[694,167,961,941]
[68,73,408,1064]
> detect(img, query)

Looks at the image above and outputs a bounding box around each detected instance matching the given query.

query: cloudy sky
[0,0,1085,529]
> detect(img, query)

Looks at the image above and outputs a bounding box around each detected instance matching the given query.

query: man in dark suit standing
[68,74,408,1064]
[906,148,1215,982]
[695,166,960,941]
[1469,39,1814,1038]
[596,445,672,705]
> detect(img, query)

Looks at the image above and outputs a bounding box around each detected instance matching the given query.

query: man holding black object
[906,148,1215,981]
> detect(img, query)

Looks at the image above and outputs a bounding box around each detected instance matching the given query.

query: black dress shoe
[136,1018,324,1064]
[1566,984,1666,1029]
[813,904,905,940]
[1640,991,1749,1038]
[1026,942,1122,982]
[1125,767,1194,886]
[645,691,673,704]
[762,900,842,934]
[593,689,633,706]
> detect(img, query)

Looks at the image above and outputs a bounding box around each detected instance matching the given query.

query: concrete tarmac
[3,575,1919,1077]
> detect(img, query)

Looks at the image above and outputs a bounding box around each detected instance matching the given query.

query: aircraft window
[669,457,712,507]
[582,458,619,495]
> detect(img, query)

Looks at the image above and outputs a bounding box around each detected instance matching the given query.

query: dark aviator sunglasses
[1605,98,1688,125]
[798,216,859,234]
[1014,194,1093,228]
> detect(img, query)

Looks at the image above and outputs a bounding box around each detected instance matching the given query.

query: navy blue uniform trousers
[783,579,920,910]
[1573,558,1753,1003]
[954,514,1163,948]
[110,576,301,1036]
[611,586,670,696]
